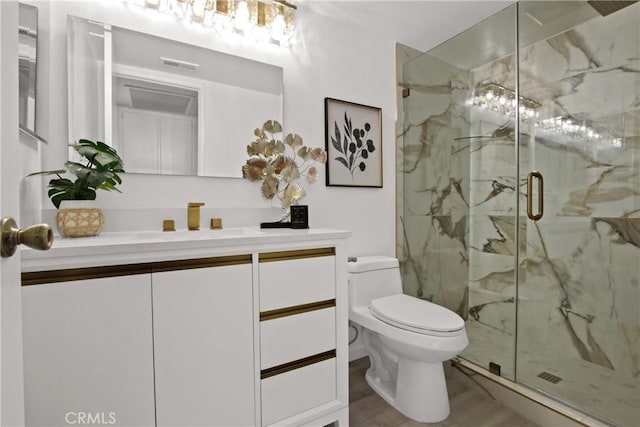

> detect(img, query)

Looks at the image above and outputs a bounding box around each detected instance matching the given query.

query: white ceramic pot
[56,200,104,238]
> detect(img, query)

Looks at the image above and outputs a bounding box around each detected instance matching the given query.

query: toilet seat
[369,294,465,337]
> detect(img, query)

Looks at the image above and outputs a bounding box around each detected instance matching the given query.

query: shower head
[587,1,637,16]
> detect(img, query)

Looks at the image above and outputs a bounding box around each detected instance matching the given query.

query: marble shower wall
[398,2,638,424]
[399,51,472,315]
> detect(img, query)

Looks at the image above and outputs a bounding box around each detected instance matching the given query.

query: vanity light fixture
[536,115,623,148]
[471,82,540,122]
[470,82,623,149]
[128,0,297,46]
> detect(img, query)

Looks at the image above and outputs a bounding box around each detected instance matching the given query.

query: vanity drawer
[259,249,335,311]
[261,357,336,426]
[261,306,335,370]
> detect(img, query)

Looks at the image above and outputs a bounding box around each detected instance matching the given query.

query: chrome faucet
[187,202,205,230]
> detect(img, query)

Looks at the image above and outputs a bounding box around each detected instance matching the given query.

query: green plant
[242,120,326,211]
[29,139,125,209]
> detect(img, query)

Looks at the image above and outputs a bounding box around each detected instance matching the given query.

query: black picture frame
[324,97,382,188]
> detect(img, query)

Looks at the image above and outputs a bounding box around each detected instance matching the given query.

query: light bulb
[234,1,251,31]
[170,0,188,17]
[191,0,206,20]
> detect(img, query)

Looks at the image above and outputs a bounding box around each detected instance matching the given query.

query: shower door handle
[527,171,543,221]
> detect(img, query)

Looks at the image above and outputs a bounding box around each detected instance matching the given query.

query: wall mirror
[19,3,39,138]
[67,15,283,178]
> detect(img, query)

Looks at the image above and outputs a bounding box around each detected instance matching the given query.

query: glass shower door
[401,4,519,380]
[516,2,640,425]
[400,2,639,424]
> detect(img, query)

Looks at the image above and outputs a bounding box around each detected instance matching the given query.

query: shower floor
[462,321,639,426]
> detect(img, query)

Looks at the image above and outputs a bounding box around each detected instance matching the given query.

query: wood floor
[349,358,540,427]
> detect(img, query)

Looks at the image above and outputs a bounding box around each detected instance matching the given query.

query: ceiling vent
[159,57,200,71]
[127,85,195,115]
[587,1,638,16]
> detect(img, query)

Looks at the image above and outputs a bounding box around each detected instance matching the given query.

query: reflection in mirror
[67,15,283,178]
[19,3,39,138]
[113,76,199,175]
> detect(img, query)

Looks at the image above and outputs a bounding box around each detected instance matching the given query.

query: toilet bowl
[348,256,468,423]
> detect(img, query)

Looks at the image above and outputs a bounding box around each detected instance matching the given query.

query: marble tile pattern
[396,4,639,426]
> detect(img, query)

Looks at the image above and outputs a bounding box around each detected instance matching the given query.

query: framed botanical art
[324,97,382,187]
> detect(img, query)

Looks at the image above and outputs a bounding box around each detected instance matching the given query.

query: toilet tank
[348,256,403,309]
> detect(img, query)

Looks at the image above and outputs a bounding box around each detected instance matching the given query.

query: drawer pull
[261,350,336,379]
[258,247,335,263]
[260,299,335,321]
[22,255,252,286]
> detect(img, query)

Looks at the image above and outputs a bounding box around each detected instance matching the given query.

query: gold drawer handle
[260,299,335,321]
[259,247,335,262]
[261,350,336,379]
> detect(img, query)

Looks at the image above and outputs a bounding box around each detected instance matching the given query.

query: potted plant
[242,120,326,223]
[29,139,125,237]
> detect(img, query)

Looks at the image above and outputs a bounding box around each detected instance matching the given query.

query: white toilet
[348,256,468,423]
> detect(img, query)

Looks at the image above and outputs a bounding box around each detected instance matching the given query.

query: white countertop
[21,227,351,272]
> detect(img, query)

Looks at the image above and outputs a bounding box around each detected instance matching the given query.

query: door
[516,2,640,425]
[400,3,519,381]
[22,275,156,426]
[1,1,26,425]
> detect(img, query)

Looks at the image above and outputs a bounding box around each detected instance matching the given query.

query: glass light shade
[136,0,295,46]
[145,0,162,8]
[270,13,286,42]
[270,2,294,42]
[191,0,215,23]
[213,0,234,31]
[170,0,189,18]
[233,0,257,33]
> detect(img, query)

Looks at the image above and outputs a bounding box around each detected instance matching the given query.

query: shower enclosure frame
[398,2,639,426]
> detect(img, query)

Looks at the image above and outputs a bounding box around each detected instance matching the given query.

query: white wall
[21,1,508,257]
[24,0,396,257]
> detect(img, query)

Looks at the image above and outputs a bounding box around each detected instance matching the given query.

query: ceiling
[297,1,513,52]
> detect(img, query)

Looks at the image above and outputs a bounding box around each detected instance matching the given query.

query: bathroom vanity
[20,228,350,427]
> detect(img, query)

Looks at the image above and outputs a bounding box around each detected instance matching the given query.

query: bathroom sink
[130,227,266,241]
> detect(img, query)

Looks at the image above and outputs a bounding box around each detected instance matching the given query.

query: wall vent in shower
[537,371,563,384]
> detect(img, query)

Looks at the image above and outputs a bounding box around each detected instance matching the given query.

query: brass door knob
[1,217,54,258]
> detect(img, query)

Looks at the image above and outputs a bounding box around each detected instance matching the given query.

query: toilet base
[365,357,450,423]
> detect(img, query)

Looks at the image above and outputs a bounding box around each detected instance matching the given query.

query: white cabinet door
[152,264,255,427]
[22,275,156,427]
